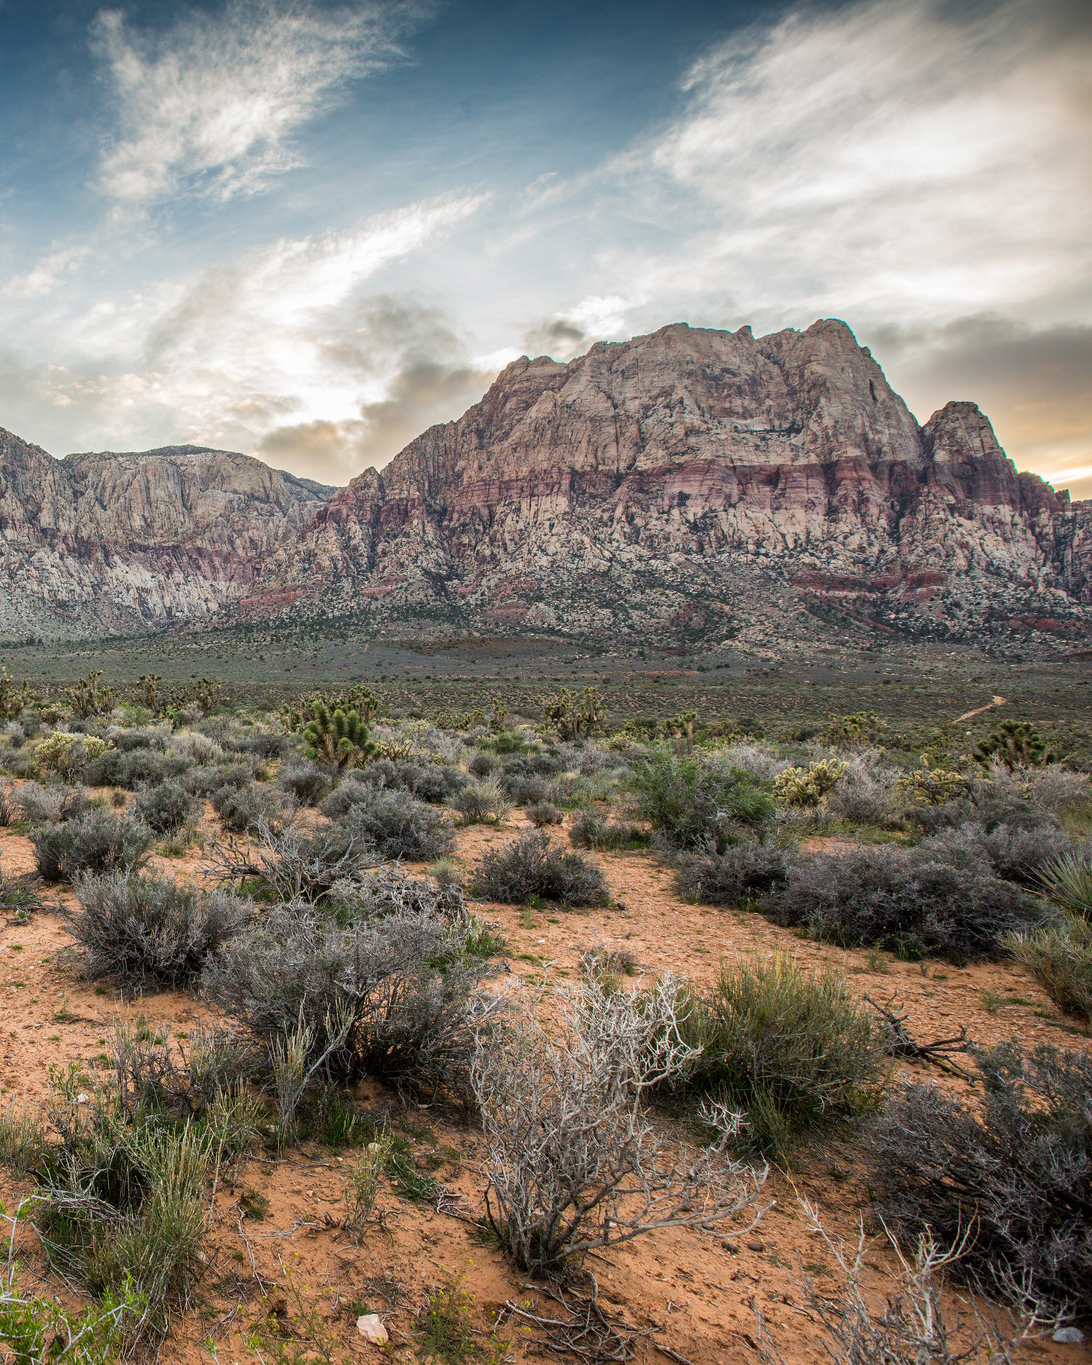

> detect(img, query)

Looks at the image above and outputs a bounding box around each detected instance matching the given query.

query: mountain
[1,319,1089,654]
[0,434,335,642]
[234,319,1092,653]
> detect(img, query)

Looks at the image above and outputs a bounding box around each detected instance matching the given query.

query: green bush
[630,749,773,851]
[569,811,650,850]
[469,829,610,907]
[450,777,511,826]
[31,810,154,883]
[1009,914,1092,1020]
[37,1105,212,1340]
[210,780,279,833]
[676,953,886,1159]
[83,748,188,789]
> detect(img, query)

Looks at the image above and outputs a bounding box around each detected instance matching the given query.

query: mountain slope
[0,434,335,642]
[235,319,1092,652]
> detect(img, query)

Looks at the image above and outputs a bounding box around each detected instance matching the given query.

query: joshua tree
[973,719,1055,769]
[302,702,377,770]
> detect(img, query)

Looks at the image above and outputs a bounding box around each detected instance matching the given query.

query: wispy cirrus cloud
[600,0,1092,326]
[92,0,422,212]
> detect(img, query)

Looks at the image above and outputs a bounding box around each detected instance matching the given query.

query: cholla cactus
[302,702,377,771]
[773,758,847,807]
[33,731,107,778]
[897,758,973,806]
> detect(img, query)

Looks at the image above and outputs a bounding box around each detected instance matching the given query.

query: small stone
[1053,1328,1085,1345]
[357,1314,389,1345]
[747,1241,766,1253]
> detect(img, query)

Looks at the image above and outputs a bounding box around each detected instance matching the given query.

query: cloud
[3,247,93,300]
[523,294,638,360]
[258,295,496,481]
[587,0,1092,328]
[92,0,420,211]
[872,314,1092,497]
[10,195,487,481]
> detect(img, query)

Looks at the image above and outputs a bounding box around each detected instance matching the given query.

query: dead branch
[865,993,973,1078]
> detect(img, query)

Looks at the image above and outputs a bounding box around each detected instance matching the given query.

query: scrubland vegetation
[0,667,1089,1360]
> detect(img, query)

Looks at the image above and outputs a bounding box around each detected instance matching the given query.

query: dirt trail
[955,695,1006,722]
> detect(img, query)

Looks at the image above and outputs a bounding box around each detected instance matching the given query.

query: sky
[0,0,1090,499]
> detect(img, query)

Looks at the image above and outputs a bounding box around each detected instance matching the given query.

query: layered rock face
[238,320,1092,651]
[0,435,334,641]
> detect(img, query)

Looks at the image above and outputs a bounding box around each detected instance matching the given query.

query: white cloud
[4,247,93,299]
[599,0,1092,327]
[92,0,417,211]
[32,193,485,478]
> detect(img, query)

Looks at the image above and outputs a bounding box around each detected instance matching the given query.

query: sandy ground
[0,807,1088,1365]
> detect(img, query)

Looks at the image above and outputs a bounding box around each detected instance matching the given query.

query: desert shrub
[65,872,250,989]
[36,1103,212,1339]
[675,840,793,906]
[754,1203,1035,1365]
[339,787,456,861]
[0,782,14,827]
[468,751,500,778]
[133,779,199,835]
[0,1266,141,1362]
[919,820,1074,887]
[470,829,610,907]
[324,758,466,806]
[204,819,378,904]
[16,781,91,825]
[210,780,280,833]
[33,731,108,779]
[31,810,154,882]
[201,897,502,1100]
[167,730,224,764]
[676,954,885,1158]
[1009,915,1092,1020]
[470,977,766,1277]
[772,758,847,808]
[451,776,511,826]
[631,749,773,852]
[503,774,552,805]
[716,741,793,784]
[1022,765,1091,815]
[872,1041,1092,1315]
[826,751,902,826]
[1038,850,1092,919]
[183,761,253,796]
[770,844,1045,962]
[0,1100,51,1174]
[276,760,333,806]
[84,748,187,790]
[233,729,291,759]
[109,726,167,753]
[568,810,650,850]
[526,800,563,827]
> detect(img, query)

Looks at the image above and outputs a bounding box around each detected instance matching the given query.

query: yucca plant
[302,701,377,771]
[1038,851,1092,920]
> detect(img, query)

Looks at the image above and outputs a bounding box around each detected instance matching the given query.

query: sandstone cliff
[236,320,1091,652]
[0,434,334,642]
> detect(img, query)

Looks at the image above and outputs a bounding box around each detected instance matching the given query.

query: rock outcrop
[0,435,334,641]
[236,320,1092,652]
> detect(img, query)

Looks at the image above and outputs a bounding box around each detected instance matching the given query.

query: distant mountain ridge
[1,318,1089,653]
[0,435,334,642]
